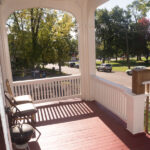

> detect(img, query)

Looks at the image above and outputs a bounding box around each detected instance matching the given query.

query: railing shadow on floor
[35,100,96,127]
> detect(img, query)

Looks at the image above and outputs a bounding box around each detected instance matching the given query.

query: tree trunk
[42,64,45,69]
[30,8,43,69]
[146,55,149,62]
[145,48,149,62]
[13,12,21,31]
[137,55,142,61]
[58,63,61,74]
[136,55,139,61]
[126,53,130,69]
[102,58,105,63]
[115,56,118,62]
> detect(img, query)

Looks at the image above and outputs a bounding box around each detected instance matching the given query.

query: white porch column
[0,10,13,84]
[78,1,96,100]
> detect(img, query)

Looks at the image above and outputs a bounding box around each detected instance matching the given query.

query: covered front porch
[0,0,149,150]
[0,72,148,150]
[30,100,150,150]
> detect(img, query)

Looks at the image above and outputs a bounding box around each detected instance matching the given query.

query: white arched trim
[2,0,81,24]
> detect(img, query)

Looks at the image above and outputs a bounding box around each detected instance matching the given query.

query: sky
[98,0,135,10]
[98,0,150,18]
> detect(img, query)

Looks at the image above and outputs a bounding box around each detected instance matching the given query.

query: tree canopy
[7,8,77,73]
[7,0,150,74]
[95,0,150,67]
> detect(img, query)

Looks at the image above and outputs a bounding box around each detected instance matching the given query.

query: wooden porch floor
[28,99,150,150]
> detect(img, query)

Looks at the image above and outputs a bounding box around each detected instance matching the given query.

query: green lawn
[96,57,150,72]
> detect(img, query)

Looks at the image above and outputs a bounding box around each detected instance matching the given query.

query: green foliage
[95,2,150,65]
[7,8,78,73]
[96,57,150,72]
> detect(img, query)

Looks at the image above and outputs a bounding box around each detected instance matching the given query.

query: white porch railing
[11,73,145,134]
[91,75,128,122]
[12,75,81,102]
[91,75,145,134]
[142,81,150,133]
[143,81,150,95]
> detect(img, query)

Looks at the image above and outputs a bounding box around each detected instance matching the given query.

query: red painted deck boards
[28,100,150,150]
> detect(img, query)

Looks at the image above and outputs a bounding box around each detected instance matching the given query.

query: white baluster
[31,83,35,100]
[18,85,21,96]
[50,82,54,99]
[11,75,81,102]
[60,81,63,97]
[48,82,52,99]
[43,82,46,100]
[24,84,27,95]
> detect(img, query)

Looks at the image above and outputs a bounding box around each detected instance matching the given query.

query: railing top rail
[13,74,81,84]
[142,81,150,85]
[92,75,133,96]
[92,75,130,91]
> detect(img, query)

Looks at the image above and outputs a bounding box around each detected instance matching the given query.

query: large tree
[8,8,44,70]
[96,3,150,67]
[95,7,132,67]
[95,9,113,63]
[53,13,74,73]
[7,8,76,74]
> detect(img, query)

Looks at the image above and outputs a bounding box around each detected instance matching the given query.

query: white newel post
[126,92,145,134]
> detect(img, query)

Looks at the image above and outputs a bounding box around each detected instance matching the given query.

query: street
[46,64,132,89]
[96,71,132,89]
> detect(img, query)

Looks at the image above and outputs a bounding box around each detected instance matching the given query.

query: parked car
[97,64,112,72]
[69,62,76,67]
[126,66,146,75]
